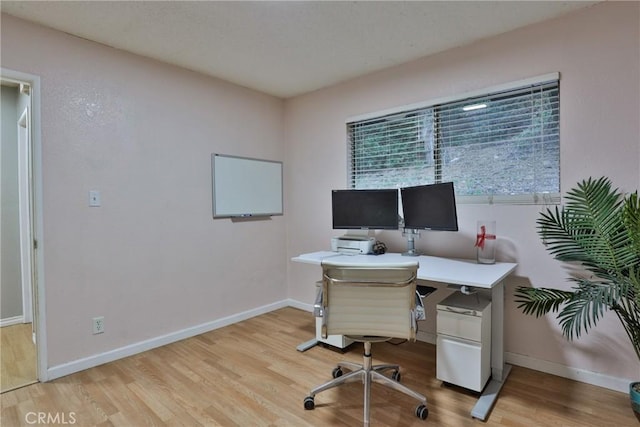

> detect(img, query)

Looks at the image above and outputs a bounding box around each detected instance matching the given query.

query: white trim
[45,296,634,394]
[419,334,631,393]
[286,298,313,312]
[0,315,25,327]
[506,351,632,394]
[47,300,289,381]
[347,72,560,123]
[1,68,46,382]
[18,107,33,324]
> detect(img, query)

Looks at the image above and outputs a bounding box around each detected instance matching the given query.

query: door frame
[1,67,47,382]
[18,106,33,325]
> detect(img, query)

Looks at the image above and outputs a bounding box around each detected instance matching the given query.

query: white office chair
[303,259,429,425]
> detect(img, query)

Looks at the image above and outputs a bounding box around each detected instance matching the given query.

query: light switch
[89,190,101,207]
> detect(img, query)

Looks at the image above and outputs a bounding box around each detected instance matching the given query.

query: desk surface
[292,251,517,289]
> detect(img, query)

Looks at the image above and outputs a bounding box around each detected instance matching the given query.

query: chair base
[304,341,428,426]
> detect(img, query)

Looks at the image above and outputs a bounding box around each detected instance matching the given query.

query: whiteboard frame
[212,153,284,218]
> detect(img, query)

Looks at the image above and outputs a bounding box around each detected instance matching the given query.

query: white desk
[292,251,517,421]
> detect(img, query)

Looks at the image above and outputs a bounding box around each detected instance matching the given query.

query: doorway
[1,69,44,392]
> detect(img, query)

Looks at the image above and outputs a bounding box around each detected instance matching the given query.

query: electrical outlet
[89,190,101,207]
[92,316,105,334]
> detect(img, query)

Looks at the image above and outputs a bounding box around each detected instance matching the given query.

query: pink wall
[2,1,638,388]
[1,14,286,367]
[285,2,640,383]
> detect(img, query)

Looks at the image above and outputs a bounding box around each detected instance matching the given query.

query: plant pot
[631,381,640,421]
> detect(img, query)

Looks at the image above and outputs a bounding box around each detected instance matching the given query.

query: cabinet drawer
[437,309,484,342]
[436,335,490,392]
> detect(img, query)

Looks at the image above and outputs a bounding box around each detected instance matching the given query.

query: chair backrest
[320,260,419,341]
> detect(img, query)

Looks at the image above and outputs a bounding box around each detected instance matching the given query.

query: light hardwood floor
[1,323,37,393]
[1,308,637,426]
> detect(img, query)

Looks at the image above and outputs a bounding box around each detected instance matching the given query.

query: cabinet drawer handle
[445,307,477,316]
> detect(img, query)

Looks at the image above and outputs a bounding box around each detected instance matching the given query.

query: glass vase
[475,220,496,264]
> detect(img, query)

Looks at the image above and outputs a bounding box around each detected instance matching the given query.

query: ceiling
[1,1,600,98]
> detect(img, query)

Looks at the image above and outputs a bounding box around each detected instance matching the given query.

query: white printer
[331,235,375,254]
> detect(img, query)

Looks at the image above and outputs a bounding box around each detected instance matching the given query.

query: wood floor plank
[1,323,37,392]
[1,307,637,426]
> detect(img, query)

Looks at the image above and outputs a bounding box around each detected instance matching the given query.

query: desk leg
[491,281,505,382]
[471,281,512,420]
[471,364,512,420]
[296,338,319,352]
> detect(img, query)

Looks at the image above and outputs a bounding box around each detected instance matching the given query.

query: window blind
[347,76,560,204]
[348,108,434,189]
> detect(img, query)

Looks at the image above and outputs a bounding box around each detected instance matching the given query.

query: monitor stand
[402,229,420,256]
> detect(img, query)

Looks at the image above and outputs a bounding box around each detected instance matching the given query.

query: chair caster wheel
[391,370,401,382]
[332,367,343,378]
[415,404,428,420]
[303,396,315,410]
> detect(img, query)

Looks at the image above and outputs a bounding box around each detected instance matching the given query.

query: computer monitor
[331,189,399,230]
[400,182,458,231]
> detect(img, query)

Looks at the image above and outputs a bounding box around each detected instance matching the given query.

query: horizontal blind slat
[348,79,560,201]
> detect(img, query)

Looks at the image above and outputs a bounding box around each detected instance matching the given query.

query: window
[347,74,560,204]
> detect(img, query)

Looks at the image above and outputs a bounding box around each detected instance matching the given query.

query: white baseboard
[505,351,632,394]
[46,299,634,395]
[286,299,313,312]
[413,333,631,393]
[0,315,25,327]
[47,300,289,381]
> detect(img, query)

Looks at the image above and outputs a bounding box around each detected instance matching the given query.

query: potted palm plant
[514,177,639,418]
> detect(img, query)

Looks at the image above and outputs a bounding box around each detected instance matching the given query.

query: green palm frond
[613,281,640,361]
[556,279,618,339]
[514,287,574,317]
[623,191,640,254]
[537,177,639,276]
[518,177,640,363]
[516,279,628,339]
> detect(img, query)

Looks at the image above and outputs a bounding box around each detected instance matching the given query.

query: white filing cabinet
[436,291,491,392]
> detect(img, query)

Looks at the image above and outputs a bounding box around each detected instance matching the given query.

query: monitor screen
[401,182,459,231]
[332,189,399,230]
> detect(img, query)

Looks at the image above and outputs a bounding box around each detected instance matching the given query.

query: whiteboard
[212,154,283,218]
